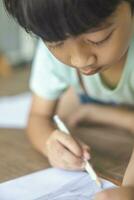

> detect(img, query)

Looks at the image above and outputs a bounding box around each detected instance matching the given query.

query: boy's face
[45,2,134,75]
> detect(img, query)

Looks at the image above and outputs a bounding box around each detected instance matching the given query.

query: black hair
[3,0,134,42]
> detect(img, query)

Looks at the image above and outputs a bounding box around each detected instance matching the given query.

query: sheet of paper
[0,92,31,128]
[0,168,116,200]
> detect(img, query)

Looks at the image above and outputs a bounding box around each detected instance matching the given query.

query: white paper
[0,168,116,200]
[0,93,32,128]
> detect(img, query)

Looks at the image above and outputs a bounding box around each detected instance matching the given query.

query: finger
[81,142,91,160]
[82,144,91,160]
[79,141,90,151]
[49,140,84,170]
[83,150,91,160]
[61,146,85,170]
[55,130,83,158]
[76,139,91,160]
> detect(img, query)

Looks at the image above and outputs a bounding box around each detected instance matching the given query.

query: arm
[123,149,134,186]
[89,104,134,132]
[27,94,58,154]
[27,94,90,170]
[95,150,134,200]
[69,104,134,133]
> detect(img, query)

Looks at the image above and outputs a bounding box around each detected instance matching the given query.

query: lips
[80,67,102,75]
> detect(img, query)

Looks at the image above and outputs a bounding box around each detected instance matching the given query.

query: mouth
[80,67,103,75]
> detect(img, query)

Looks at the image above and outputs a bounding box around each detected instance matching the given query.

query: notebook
[0,168,116,200]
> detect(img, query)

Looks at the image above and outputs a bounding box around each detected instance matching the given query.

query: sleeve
[29,40,70,100]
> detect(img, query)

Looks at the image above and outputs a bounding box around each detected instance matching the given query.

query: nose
[70,45,97,69]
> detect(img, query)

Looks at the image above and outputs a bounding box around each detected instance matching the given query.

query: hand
[68,104,130,129]
[94,186,134,200]
[68,104,103,127]
[45,130,90,170]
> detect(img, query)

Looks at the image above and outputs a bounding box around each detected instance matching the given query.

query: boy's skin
[95,150,134,200]
[27,2,134,199]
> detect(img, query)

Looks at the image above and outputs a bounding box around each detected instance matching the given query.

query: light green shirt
[30,39,134,105]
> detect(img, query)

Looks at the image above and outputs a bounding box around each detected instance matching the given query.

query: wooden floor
[73,125,134,185]
[0,67,133,185]
[0,66,30,96]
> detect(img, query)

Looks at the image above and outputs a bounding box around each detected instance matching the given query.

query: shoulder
[29,40,78,99]
[32,40,72,77]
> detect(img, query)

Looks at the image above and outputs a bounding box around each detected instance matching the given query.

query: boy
[3,0,134,199]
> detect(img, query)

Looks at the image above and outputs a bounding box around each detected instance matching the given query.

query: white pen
[53,115,102,188]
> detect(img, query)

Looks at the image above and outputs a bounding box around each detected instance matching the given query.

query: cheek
[99,30,132,66]
[49,47,70,65]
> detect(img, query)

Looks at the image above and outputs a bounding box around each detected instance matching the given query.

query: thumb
[77,140,91,160]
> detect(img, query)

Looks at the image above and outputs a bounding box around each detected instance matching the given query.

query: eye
[87,31,113,46]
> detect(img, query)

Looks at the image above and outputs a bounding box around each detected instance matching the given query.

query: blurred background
[0,0,36,66]
[0,2,50,182]
[0,2,37,128]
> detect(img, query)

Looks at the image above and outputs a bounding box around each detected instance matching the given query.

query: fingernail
[83,152,90,160]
